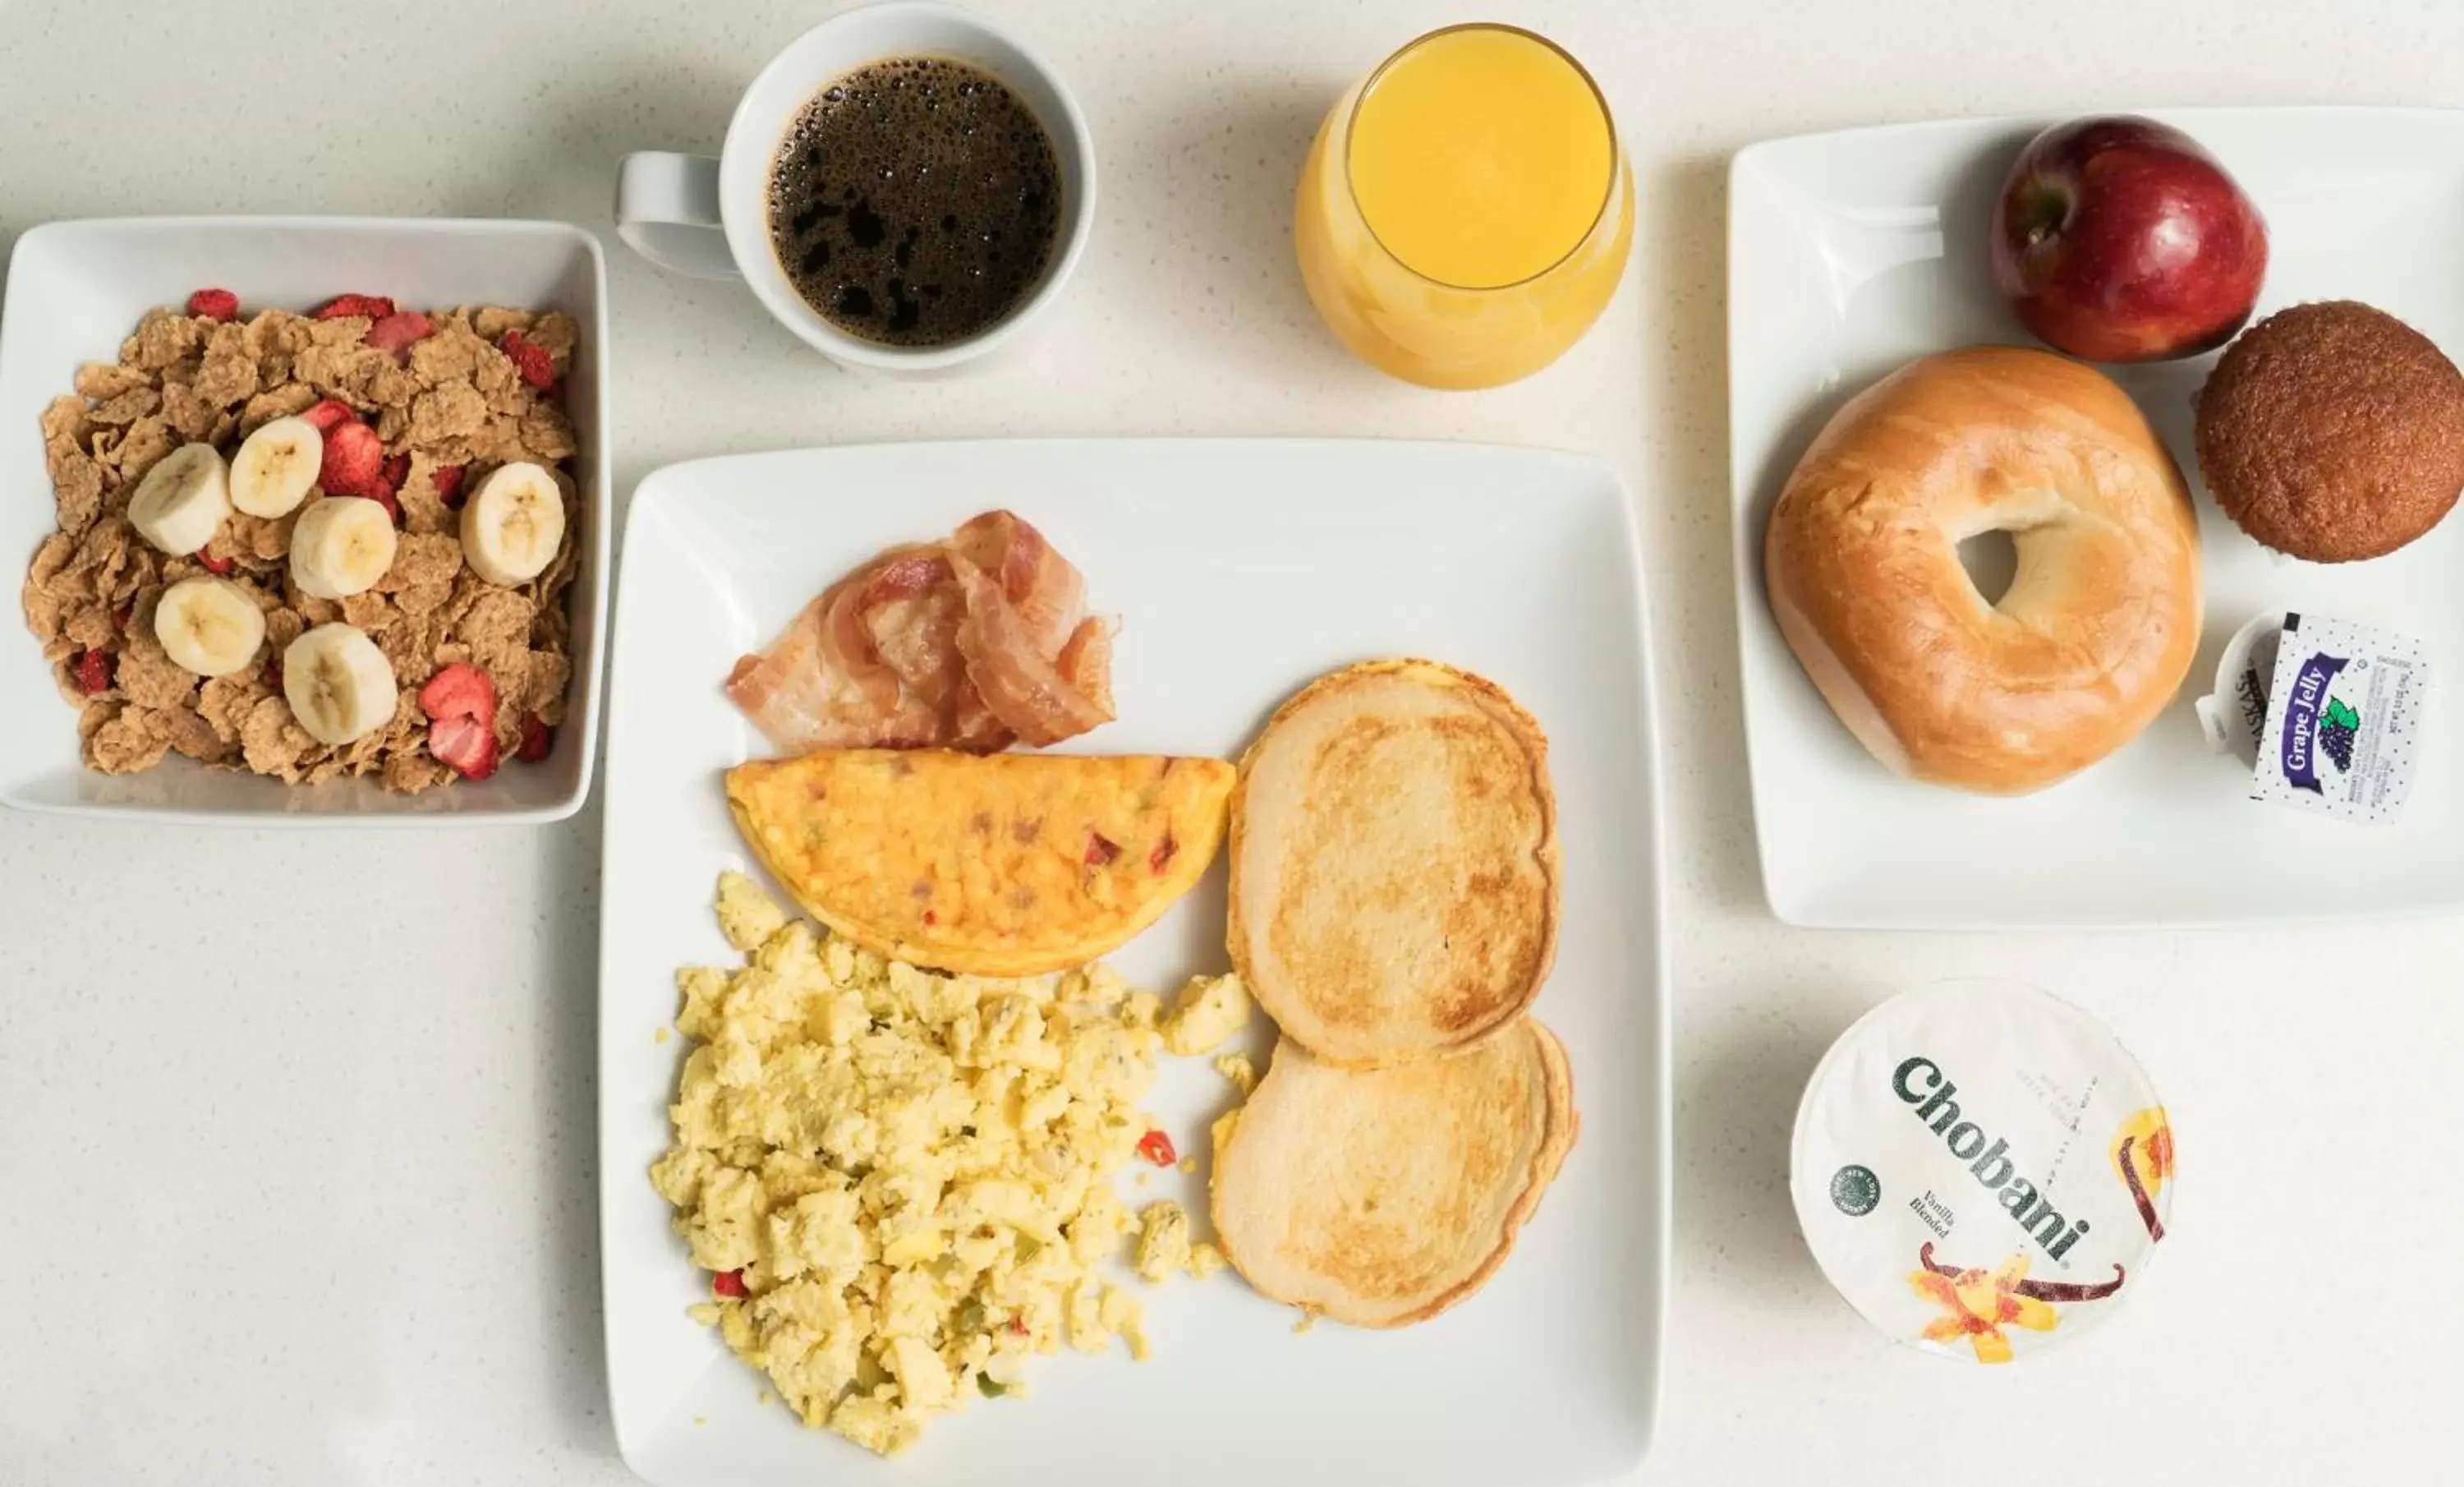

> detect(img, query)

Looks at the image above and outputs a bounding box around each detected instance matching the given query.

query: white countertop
[4,1,2461,1481]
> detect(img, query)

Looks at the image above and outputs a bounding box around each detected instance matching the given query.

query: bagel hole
[1959,528,2020,606]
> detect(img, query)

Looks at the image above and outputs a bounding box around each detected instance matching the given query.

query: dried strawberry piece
[370,452,409,526]
[185,288,238,322]
[421,663,500,780]
[1084,832,1120,868]
[426,710,499,780]
[319,421,384,497]
[364,311,433,363]
[301,398,356,434]
[75,649,113,695]
[197,549,234,576]
[499,330,556,391]
[431,463,467,507]
[517,713,553,762]
[420,662,497,727]
[312,293,395,321]
[1135,1129,1177,1167]
[710,1269,747,1300]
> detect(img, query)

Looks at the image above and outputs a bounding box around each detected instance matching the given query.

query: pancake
[725,748,1234,978]
[1226,658,1558,1067]
[1210,1020,1576,1328]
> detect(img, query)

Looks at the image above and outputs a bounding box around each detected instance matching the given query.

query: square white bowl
[0,217,609,824]
[597,440,1670,1487]
[1729,107,2464,927]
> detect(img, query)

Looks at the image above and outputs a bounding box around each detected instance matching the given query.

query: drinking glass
[1294,24,1634,389]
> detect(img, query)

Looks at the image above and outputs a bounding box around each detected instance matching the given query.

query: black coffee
[768,58,1062,348]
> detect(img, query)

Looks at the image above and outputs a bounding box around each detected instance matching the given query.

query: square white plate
[0,217,609,823]
[1729,107,2464,927]
[597,440,1668,1487]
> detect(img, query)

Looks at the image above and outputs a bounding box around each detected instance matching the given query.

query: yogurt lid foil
[1790,979,2172,1364]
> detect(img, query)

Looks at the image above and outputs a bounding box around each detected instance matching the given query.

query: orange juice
[1295,25,1632,389]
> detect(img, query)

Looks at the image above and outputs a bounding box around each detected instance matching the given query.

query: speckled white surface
[2,1,2460,1482]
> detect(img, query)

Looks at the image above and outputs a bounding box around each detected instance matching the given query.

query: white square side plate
[1729,107,2464,927]
[0,217,609,823]
[597,440,1668,1487]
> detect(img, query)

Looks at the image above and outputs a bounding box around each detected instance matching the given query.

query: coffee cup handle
[615,153,740,280]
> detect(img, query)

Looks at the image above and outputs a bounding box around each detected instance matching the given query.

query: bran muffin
[2195,301,2464,562]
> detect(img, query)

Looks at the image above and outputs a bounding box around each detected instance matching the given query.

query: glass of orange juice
[1294,23,1633,389]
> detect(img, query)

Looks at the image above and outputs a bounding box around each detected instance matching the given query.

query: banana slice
[283,624,399,746]
[153,577,268,677]
[229,416,324,518]
[289,496,398,600]
[126,443,231,555]
[460,461,566,587]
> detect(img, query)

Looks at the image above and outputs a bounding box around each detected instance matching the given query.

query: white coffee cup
[614,0,1096,375]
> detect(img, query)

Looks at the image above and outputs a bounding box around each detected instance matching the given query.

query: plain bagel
[1764,345,2202,794]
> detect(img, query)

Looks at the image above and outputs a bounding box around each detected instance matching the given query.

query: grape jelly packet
[2241,612,2430,824]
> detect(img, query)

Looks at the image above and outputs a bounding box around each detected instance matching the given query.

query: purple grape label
[2278,651,2349,794]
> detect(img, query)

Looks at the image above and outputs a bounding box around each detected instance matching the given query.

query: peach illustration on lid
[1791,979,2172,1363]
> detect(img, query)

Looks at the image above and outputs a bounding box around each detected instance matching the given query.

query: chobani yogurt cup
[1791,979,2172,1365]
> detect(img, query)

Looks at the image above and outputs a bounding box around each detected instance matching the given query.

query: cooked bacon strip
[949,554,1115,746]
[724,589,943,751]
[725,597,842,749]
[728,551,939,751]
[728,511,1112,753]
[860,551,967,707]
[859,547,953,608]
[950,509,1085,655]
[946,675,1017,753]
[1055,616,1115,718]
[819,573,901,713]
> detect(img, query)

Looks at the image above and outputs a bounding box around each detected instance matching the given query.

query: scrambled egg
[1133,1201,1192,1280]
[1160,972,1252,1055]
[1133,1199,1229,1283]
[650,872,1240,1457]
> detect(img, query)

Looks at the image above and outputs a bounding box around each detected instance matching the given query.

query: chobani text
[1892,1057,2089,1262]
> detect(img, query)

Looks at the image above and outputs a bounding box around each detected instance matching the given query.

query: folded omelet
[725,749,1234,977]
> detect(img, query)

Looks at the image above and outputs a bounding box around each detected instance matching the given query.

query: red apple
[1988,115,2268,362]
